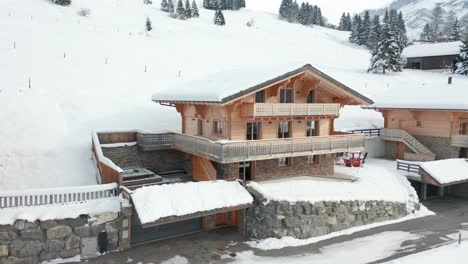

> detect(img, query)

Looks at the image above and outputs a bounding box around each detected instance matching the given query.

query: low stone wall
[245,199,407,239]
[0,207,131,264]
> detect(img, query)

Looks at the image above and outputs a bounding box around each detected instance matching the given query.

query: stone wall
[0,208,131,264]
[245,199,407,240]
[102,146,192,175]
[255,155,334,181]
[413,135,456,160]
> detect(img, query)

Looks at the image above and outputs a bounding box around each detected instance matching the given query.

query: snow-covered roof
[152,64,374,105]
[402,42,462,58]
[420,159,468,185]
[131,180,253,224]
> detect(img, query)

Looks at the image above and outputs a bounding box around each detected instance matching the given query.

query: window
[279,157,291,167]
[308,155,319,164]
[307,120,319,137]
[460,122,468,135]
[197,119,203,136]
[239,161,253,181]
[416,121,423,127]
[246,122,261,140]
[255,90,265,103]
[280,89,293,103]
[213,121,223,135]
[307,90,315,104]
[278,121,291,138]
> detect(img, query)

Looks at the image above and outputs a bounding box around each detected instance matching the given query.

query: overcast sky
[246,0,394,25]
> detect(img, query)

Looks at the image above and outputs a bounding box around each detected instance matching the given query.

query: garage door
[131,216,203,245]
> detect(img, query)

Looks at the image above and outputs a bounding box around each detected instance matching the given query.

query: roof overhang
[153,64,374,106]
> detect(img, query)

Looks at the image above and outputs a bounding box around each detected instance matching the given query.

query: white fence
[0,183,118,209]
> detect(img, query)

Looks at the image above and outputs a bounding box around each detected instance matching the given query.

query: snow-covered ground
[229,231,420,264]
[249,158,418,207]
[2,0,468,190]
[384,240,468,264]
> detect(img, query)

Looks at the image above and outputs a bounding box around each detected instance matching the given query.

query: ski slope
[1,0,467,189]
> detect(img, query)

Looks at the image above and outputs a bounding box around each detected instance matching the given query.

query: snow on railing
[92,131,123,173]
[0,183,118,209]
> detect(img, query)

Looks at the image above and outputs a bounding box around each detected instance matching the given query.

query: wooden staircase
[381,128,436,161]
[193,156,217,181]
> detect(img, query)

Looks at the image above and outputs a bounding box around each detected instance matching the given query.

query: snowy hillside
[1,0,467,190]
[365,0,468,40]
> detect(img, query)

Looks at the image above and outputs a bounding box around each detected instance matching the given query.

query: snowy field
[1,0,468,190]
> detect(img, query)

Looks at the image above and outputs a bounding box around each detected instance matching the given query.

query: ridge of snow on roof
[152,63,373,104]
[420,159,468,185]
[131,180,253,224]
[402,41,462,58]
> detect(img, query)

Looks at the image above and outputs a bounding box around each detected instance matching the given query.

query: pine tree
[360,11,371,46]
[367,15,381,50]
[395,11,408,51]
[368,19,403,74]
[279,0,290,19]
[191,0,199,17]
[146,17,152,32]
[350,14,362,44]
[167,0,175,13]
[176,0,186,18]
[297,3,308,25]
[287,0,299,22]
[306,5,316,25]
[316,7,323,26]
[345,13,352,31]
[338,13,347,31]
[161,0,168,12]
[431,4,444,41]
[184,0,191,18]
[455,38,468,75]
[420,23,433,42]
[447,14,462,41]
[214,9,226,25]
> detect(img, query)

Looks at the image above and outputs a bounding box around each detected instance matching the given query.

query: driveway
[81,196,468,264]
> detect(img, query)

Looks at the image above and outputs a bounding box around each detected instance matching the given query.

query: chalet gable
[153,64,374,106]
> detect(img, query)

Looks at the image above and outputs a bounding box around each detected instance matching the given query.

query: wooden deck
[241,103,341,117]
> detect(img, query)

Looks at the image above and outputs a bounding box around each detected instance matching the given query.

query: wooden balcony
[452,134,468,148]
[241,103,341,117]
[137,132,365,164]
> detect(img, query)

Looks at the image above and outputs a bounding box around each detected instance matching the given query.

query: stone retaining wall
[0,207,131,264]
[245,199,407,239]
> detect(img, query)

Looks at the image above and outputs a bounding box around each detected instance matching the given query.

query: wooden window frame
[197,119,203,136]
[213,120,224,135]
[279,88,293,103]
[306,120,319,137]
[307,90,316,104]
[308,155,320,164]
[278,121,292,138]
[255,90,265,103]
[416,120,423,127]
[279,157,291,167]
[246,122,262,140]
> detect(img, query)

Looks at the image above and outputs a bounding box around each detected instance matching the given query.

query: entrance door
[246,122,261,140]
[239,161,254,181]
[460,148,468,159]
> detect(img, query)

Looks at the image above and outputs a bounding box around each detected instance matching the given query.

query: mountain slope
[1,0,467,190]
[366,0,468,40]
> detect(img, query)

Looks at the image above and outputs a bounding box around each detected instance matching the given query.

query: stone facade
[0,209,131,264]
[255,155,334,181]
[214,163,239,180]
[245,199,407,240]
[102,147,192,175]
[413,135,457,160]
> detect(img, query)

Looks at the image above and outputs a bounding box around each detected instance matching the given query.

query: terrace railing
[350,128,382,136]
[242,103,341,117]
[0,183,118,209]
[380,128,436,161]
[137,132,365,163]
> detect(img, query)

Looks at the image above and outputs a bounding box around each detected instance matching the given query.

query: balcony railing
[137,132,365,163]
[452,134,468,148]
[241,103,341,117]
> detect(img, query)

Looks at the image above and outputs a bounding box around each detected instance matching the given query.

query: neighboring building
[369,105,468,161]
[402,41,461,70]
[92,64,373,245]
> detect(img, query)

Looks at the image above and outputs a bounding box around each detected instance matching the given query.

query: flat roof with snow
[402,42,462,58]
[420,159,468,186]
[131,180,253,225]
